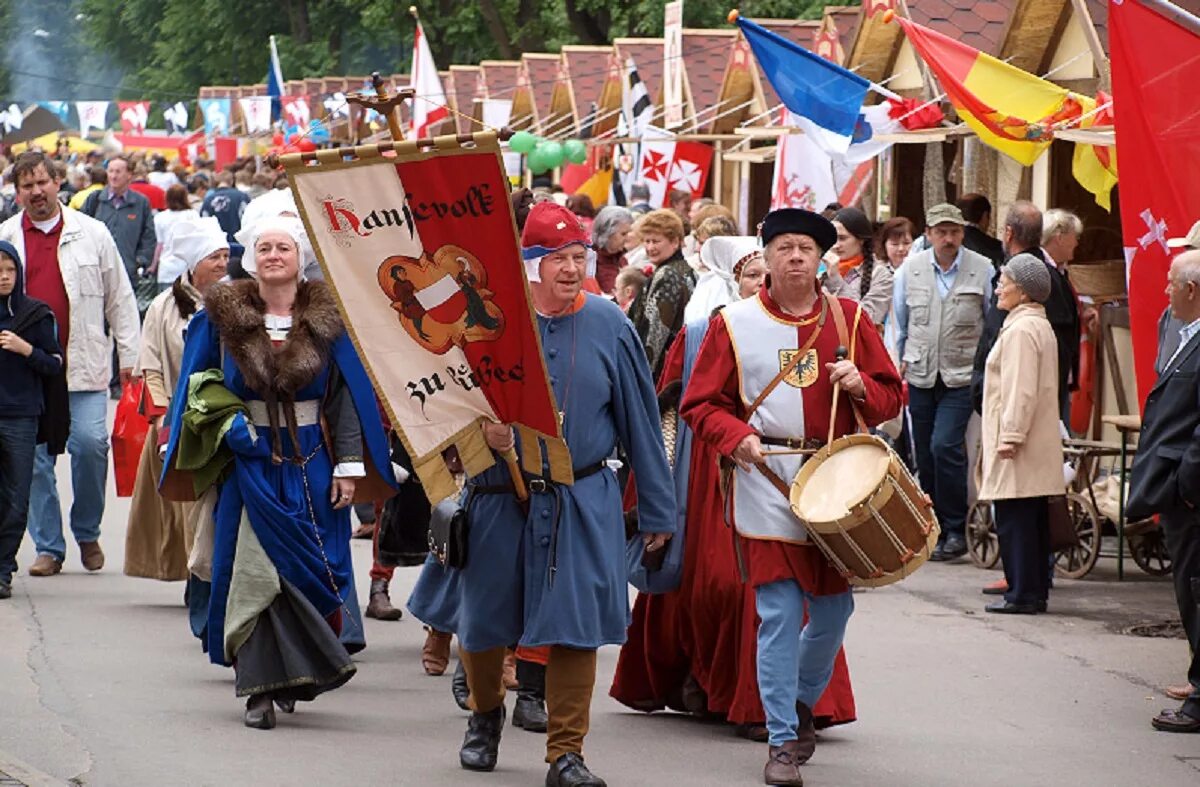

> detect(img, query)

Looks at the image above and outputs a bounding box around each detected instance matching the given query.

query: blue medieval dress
[161,280,395,701]
[409,293,675,651]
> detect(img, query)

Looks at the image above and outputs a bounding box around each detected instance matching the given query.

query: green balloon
[527,147,550,174]
[564,139,588,164]
[510,130,538,154]
[538,141,564,169]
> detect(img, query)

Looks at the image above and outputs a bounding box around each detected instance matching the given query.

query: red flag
[1111,0,1200,407]
[118,101,150,134]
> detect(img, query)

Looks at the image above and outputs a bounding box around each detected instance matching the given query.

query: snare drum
[789,433,939,588]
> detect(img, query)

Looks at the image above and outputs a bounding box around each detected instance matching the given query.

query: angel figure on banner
[376,243,505,355]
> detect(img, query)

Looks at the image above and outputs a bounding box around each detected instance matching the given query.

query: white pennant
[0,104,23,134]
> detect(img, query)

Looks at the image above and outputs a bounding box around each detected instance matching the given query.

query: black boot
[244,694,276,730]
[513,658,548,732]
[451,659,471,711]
[459,704,505,772]
[546,753,607,787]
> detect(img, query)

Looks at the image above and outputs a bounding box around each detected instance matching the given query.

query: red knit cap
[520,201,590,260]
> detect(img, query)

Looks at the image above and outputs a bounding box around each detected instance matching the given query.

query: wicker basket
[1068,260,1126,300]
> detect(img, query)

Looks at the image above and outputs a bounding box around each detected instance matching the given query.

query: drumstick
[827,345,849,447]
[761,448,820,456]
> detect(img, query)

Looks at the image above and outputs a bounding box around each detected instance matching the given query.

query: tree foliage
[65,0,850,102]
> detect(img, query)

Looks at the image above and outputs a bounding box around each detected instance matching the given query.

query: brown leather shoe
[79,541,104,572]
[422,628,452,676]
[1151,708,1200,733]
[365,579,403,621]
[763,742,804,786]
[502,649,518,690]
[29,555,62,577]
[1166,683,1195,701]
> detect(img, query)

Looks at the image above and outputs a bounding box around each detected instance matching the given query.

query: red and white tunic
[680,288,903,595]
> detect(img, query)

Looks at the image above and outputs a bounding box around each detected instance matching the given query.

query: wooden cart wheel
[1054,492,1101,580]
[1128,528,1173,576]
[966,500,1000,569]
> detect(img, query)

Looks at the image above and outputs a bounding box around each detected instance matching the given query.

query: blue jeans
[755,580,854,747]
[27,391,109,561]
[0,417,39,584]
[908,379,973,540]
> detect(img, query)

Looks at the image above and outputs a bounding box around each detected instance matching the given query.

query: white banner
[663,1,685,129]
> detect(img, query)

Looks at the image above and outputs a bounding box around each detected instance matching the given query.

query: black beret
[761,208,838,253]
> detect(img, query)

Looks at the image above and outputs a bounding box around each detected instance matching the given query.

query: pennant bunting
[118,101,150,134]
[199,98,231,136]
[239,96,272,134]
[76,101,110,134]
[164,101,190,134]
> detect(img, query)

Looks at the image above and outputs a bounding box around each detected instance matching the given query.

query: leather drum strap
[827,297,869,434]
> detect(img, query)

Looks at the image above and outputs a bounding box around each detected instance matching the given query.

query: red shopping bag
[112,379,149,497]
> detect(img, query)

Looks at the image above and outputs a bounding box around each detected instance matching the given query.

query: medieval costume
[125,218,227,581]
[612,237,857,736]
[448,202,675,786]
[681,209,902,785]
[161,218,394,727]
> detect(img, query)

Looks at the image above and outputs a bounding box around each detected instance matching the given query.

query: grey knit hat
[1001,253,1052,303]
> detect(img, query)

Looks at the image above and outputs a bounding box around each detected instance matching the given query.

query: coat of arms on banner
[284,134,570,502]
[779,349,818,388]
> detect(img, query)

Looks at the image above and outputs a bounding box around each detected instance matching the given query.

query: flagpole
[1141,0,1200,35]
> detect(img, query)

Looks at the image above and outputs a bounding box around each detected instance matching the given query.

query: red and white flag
[118,101,150,134]
[1111,0,1200,406]
[176,129,206,167]
[637,126,713,207]
[281,96,311,133]
[410,19,449,138]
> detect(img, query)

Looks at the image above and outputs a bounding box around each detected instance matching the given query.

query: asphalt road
[2,461,1198,786]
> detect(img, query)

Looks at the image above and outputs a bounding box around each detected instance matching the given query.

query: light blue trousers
[27,391,109,561]
[755,579,854,747]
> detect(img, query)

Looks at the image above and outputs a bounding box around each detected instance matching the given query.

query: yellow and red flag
[888,11,1094,166]
[1071,91,1118,211]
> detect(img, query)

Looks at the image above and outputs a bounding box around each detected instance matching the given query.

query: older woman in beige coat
[978,253,1064,615]
[124,217,228,580]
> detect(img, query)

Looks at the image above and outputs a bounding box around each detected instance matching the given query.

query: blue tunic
[446,295,676,652]
[162,310,394,665]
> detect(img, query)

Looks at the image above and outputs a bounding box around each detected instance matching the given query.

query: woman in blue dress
[161,216,394,730]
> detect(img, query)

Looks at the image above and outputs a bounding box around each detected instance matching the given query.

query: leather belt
[467,460,610,588]
[468,461,609,495]
[248,399,321,428]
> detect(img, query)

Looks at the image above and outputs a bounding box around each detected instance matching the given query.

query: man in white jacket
[0,151,139,577]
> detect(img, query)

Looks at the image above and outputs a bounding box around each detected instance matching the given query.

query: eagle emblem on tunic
[376,245,505,355]
[778,349,818,388]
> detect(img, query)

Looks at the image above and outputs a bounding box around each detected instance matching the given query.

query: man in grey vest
[893,203,993,561]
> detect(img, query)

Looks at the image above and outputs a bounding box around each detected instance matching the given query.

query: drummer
[680,208,902,786]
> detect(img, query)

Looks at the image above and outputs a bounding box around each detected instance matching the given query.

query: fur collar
[203,279,343,398]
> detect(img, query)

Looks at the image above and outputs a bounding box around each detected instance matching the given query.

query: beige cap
[1167,220,1200,249]
[926,202,966,227]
